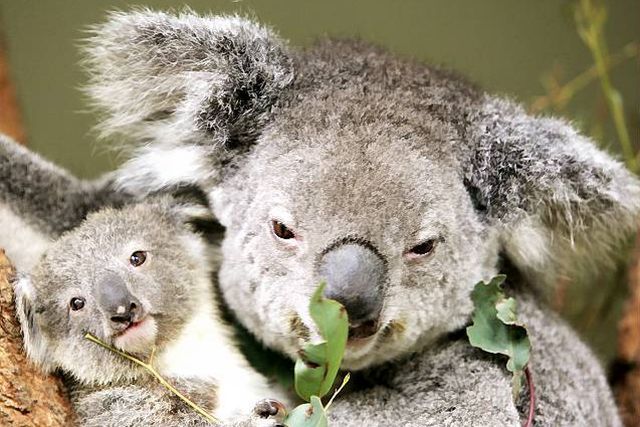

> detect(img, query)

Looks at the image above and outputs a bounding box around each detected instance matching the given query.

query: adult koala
[2,8,638,426]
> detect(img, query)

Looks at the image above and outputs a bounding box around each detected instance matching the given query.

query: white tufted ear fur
[85,9,294,198]
[84,8,293,148]
[13,275,53,372]
[113,144,212,196]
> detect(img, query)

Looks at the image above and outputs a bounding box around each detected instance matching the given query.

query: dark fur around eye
[272,220,295,239]
[130,251,147,267]
[70,297,85,311]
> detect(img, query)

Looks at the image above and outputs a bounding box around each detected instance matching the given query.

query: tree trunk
[0,250,74,426]
[0,35,26,145]
[615,232,640,426]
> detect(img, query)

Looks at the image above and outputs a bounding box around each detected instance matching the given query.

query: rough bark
[0,249,74,426]
[0,35,26,145]
[615,232,640,426]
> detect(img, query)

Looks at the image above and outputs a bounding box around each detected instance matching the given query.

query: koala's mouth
[290,313,384,347]
[345,319,405,351]
[348,319,379,341]
[115,319,145,336]
[112,316,158,353]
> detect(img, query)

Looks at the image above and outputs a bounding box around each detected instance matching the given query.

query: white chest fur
[156,299,275,420]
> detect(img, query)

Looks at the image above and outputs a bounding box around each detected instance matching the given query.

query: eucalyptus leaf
[284,396,327,427]
[294,283,349,401]
[466,275,531,398]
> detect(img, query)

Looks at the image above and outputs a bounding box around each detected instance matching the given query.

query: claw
[253,398,286,420]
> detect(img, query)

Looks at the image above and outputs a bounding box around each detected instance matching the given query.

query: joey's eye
[130,251,147,267]
[70,297,85,311]
[408,239,437,257]
[271,220,295,240]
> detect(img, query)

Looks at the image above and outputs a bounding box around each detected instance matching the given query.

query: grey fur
[1,8,634,425]
[0,135,129,270]
[0,135,121,237]
[13,199,284,426]
[83,8,294,151]
[84,11,633,425]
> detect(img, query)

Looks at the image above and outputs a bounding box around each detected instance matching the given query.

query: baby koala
[13,197,285,426]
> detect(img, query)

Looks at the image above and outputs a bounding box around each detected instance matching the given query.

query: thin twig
[523,366,535,427]
[575,0,637,172]
[530,42,639,113]
[84,333,220,425]
[324,372,351,412]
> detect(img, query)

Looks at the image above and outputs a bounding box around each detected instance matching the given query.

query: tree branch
[0,249,74,425]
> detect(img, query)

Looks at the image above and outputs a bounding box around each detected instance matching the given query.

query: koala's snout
[318,242,386,338]
[96,272,143,327]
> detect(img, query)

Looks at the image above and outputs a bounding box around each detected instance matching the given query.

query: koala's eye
[407,239,437,258]
[130,251,147,267]
[70,297,85,311]
[271,220,295,240]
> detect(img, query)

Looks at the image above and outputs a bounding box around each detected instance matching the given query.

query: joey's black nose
[109,302,139,324]
[318,242,386,332]
[96,272,142,326]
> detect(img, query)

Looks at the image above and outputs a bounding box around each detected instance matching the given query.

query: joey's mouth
[112,316,158,353]
[114,319,146,337]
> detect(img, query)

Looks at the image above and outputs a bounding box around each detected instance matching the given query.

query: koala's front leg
[327,340,520,427]
[166,379,286,427]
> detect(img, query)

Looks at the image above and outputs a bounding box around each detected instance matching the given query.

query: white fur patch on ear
[13,275,52,371]
[502,216,550,271]
[177,203,215,223]
[0,204,52,271]
[114,145,214,196]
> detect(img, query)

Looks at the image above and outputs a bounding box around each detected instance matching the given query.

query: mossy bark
[0,250,74,426]
[615,231,640,426]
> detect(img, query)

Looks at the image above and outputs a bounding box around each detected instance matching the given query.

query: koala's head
[14,198,212,383]
[86,10,640,369]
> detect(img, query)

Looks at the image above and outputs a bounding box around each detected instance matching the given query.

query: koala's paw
[250,398,286,427]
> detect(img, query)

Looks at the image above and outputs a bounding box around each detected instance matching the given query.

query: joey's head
[87,10,640,370]
[13,199,212,383]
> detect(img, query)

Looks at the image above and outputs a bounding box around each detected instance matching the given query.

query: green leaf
[284,396,327,427]
[466,275,531,398]
[294,282,349,401]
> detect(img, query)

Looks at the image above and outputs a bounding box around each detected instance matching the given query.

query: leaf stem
[323,372,351,412]
[84,333,220,425]
[523,366,535,427]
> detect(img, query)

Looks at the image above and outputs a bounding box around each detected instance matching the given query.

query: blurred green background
[0,0,638,363]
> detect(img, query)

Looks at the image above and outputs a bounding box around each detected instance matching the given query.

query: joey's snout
[96,272,143,328]
[318,242,386,339]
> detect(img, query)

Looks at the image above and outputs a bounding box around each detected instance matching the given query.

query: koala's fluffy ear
[464,96,640,292]
[13,275,52,372]
[84,8,294,194]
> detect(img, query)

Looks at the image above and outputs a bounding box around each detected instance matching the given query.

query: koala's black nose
[318,242,386,336]
[96,272,142,325]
